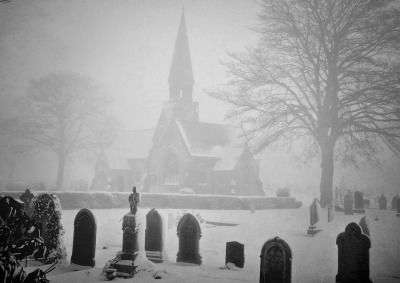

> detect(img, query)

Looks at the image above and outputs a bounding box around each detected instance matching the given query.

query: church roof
[168,9,194,87]
[105,129,154,170]
[176,120,247,170]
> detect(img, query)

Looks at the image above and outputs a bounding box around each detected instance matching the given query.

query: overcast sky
[0,0,259,130]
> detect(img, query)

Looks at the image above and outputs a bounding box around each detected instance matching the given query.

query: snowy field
[44,206,400,283]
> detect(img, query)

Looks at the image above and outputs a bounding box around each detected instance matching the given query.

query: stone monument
[307,198,322,235]
[110,186,140,278]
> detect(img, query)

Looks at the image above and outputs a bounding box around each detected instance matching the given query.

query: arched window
[164,151,179,185]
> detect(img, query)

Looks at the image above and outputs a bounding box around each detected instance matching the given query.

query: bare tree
[17,72,116,190]
[212,0,400,206]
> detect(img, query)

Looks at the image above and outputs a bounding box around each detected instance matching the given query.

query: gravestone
[177,213,202,265]
[397,198,400,217]
[363,199,370,209]
[259,236,292,283]
[359,216,370,236]
[109,186,139,278]
[145,208,163,263]
[307,198,321,235]
[225,241,244,268]
[353,191,365,213]
[71,208,97,267]
[378,195,387,210]
[344,194,353,215]
[391,195,399,210]
[336,222,372,283]
[328,203,335,222]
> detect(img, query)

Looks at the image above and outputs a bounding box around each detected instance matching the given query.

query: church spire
[168,8,194,102]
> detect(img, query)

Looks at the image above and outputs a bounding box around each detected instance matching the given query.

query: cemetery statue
[20,188,35,217]
[129,186,140,215]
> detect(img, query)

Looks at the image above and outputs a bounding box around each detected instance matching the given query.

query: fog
[0,0,399,196]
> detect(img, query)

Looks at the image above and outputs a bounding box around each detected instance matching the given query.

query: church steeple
[168,8,194,102]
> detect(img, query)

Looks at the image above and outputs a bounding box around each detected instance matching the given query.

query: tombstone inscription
[225,241,244,268]
[259,237,292,283]
[71,208,97,267]
[176,213,202,265]
[336,222,372,283]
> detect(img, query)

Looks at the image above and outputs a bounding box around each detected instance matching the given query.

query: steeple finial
[168,8,194,102]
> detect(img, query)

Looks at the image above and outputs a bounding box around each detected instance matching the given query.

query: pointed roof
[168,8,194,86]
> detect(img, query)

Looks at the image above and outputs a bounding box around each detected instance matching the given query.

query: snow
[42,206,400,283]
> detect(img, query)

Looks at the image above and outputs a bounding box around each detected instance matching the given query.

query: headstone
[359,216,370,236]
[328,203,335,222]
[176,213,202,265]
[109,186,139,278]
[225,241,244,268]
[344,194,353,215]
[391,195,399,210]
[378,195,387,210]
[307,198,321,235]
[353,191,365,213]
[259,236,292,283]
[145,208,163,263]
[336,222,372,283]
[71,208,97,267]
[397,198,400,217]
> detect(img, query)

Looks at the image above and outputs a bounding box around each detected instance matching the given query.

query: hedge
[1,191,302,210]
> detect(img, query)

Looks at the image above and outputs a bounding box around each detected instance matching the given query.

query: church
[94,11,264,196]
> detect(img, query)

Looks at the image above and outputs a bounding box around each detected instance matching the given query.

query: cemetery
[1,189,400,282]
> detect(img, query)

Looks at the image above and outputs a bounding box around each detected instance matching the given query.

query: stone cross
[336,222,372,283]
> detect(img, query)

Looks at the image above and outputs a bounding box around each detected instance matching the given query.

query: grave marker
[378,195,387,210]
[71,208,97,267]
[397,198,400,217]
[259,237,292,283]
[353,191,365,213]
[391,195,399,210]
[145,208,163,263]
[177,213,202,265]
[225,241,244,268]
[307,198,321,235]
[336,222,372,283]
[344,194,353,215]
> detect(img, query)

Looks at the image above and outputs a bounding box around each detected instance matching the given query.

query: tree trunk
[319,143,334,208]
[56,154,66,190]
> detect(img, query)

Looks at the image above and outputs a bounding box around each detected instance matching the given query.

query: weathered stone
[177,213,202,265]
[145,208,163,263]
[344,194,353,215]
[259,236,291,283]
[359,216,370,236]
[71,208,97,267]
[397,198,400,217]
[336,222,372,283]
[353,191,365,213]
[121,215,138,259]
[307,198,321,235]
[391,195,399,210]
[378,195,387,210]
[225,241,244,268]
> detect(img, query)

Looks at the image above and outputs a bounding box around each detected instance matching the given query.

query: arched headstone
[336,222,372,283]
[259,237,292,283]
[145,208,163,263]
[176,213,202,265]
[226,241,244,268]
[71,208,97,267]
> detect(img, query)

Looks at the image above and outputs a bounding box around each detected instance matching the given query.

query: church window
[164,152,179,185]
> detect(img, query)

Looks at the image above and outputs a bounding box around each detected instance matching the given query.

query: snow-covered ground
[43,206,400,283]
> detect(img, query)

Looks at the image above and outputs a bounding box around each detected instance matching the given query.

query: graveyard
[2,190,397,283]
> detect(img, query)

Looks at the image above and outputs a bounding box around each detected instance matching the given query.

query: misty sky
[0,0,259,130]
